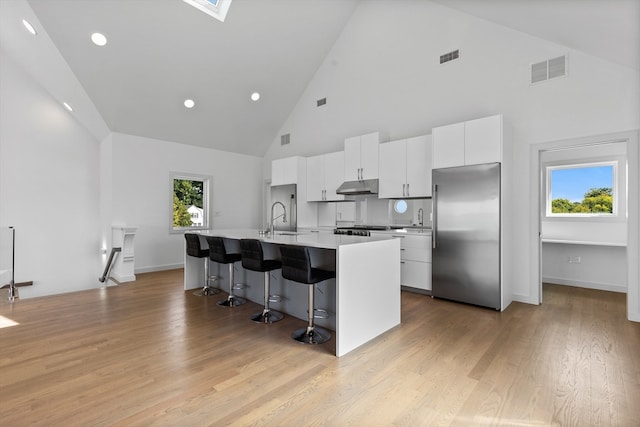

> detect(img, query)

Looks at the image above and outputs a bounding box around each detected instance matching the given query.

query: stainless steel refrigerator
[432,163,501,310]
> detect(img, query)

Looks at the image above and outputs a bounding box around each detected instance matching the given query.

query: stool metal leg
[252,271,284,323]
[193,258,220,296]
[218,262,246,307]
[292,283,331,344]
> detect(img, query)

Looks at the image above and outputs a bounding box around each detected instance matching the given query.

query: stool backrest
[279,245,313,284]
[184,233,205,257]
[206,236,228,263]
[240,239,265,271]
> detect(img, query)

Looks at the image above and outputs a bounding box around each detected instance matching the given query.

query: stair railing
[99,247,122,283]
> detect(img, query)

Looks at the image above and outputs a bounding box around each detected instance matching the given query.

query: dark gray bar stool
[240,239,284,323]
[206,236,246,307]
[184,233,220,296]
[279,245,334,344]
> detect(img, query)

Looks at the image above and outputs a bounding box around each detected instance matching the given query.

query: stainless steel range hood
[335,179,379,195]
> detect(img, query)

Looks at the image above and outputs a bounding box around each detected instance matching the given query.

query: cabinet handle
[402,183,406,196]
[407,183,410,196]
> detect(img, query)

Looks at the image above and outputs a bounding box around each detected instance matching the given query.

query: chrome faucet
[270,201,287,235]
[418,208,424,231]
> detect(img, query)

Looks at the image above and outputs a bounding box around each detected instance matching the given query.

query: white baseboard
[511,293,540,305]
[542,276,627,293]
[135,263,184,274]
[111,272,136,283]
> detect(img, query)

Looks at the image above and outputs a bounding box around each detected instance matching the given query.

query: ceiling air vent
[317,97,327,107]
[530,55,567,84]
[280,133,291,146]
[440,49,459,64]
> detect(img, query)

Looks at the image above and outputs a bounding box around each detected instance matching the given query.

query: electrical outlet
[574,256,581,264]
[567,256,572,263]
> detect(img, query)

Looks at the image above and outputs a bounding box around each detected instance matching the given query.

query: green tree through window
[551,187,613,214]
[172,178,206,228]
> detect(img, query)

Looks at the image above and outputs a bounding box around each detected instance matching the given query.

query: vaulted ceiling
[1,0,637,157]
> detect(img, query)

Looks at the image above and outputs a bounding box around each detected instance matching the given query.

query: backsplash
[352,195,432,227]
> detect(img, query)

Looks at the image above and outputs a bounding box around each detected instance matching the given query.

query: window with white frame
[545,161,617,217]
[171,173,211,231]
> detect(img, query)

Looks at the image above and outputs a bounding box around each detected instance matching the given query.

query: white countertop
[193,228,394,249]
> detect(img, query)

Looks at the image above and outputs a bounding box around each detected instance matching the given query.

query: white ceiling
[3,0,638,157]
[23,0,360,156]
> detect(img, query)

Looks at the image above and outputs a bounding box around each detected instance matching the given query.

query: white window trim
[544,159,621,221]
[170,172,212,234]
[182,0,232,22]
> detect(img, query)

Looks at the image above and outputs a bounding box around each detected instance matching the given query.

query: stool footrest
[312,308,329,319]
[268,294,282,303]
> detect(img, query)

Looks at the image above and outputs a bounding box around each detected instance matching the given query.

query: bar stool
[206,236,246,307]
[240,239,284,323]
[279,245,334,344]
[184,233,220,296]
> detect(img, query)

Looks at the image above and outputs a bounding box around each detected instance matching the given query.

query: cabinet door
[271,157,298,185]
[344,136,361,181]
[405,135,431,197]
[378,140,406,199]
[306,154,325,202]
[324,151,345,201]
[359,132,380,179]
[432,122,464,169]
[401,260,431,291]
[464,114,502,165]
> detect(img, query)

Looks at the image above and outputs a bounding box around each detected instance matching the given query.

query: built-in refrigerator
[432,163,501,310]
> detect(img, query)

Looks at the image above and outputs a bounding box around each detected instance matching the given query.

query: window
[171,173,211,231]
[182,0,232,22]
[546,161,617,217]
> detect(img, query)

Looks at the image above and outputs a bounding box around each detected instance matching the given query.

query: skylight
[182,0,232,22]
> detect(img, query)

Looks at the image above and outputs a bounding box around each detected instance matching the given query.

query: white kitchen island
[184,229,401,357]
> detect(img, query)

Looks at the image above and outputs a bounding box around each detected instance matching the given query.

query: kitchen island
[184,229,401,357]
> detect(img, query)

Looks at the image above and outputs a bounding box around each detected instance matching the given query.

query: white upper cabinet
[379,134,432,198]
[307,151,345,202]
[324,151,345,201]
[432,122,464,169]
[464,115,503,166]
[432,114,503,169]
[272,156,304,186]
[406,135,432,197]
[344,132,380,181]
[306,155,325,201]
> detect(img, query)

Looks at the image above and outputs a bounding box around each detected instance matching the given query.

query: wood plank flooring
[1,269,639,426]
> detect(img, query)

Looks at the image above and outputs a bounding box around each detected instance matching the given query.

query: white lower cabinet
[371,231,432,292]
[401,261,431,291]
[396,234,432,292]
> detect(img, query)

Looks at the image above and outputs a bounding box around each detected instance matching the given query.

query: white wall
[103,133,263,273]
[542,243,626,293]
[261,1,640,307]
[0,52,102,298]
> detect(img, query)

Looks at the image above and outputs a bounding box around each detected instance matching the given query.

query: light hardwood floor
[1,269,639,426]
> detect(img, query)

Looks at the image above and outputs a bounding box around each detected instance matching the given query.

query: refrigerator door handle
[432,184,438,248]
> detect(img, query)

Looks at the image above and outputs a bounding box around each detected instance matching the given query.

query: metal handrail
[99,247,122,283]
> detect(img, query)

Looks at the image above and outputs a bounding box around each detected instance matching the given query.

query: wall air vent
[530,55,567,84]
[317,97,327,107]
[280,133,291,146]
[440,49,459,64]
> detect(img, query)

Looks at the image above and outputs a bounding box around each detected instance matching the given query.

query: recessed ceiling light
[22,19,37,35]
[250,92,260,101]
[184,99,195,108]
[63,102,73,112]
[91,32,107,46]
